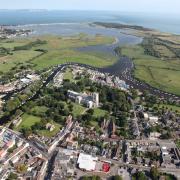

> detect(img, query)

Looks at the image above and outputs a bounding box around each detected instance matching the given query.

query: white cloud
[0,0,180,14]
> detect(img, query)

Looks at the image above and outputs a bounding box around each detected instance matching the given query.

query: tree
[87,109,94,115]
[136,171,148,180]
[150,167,159,180]
[68,103,74,112]
[16,164,28,173]
[21,127,32,138]
[131,89,138,99]
[7,173,18,180]
[112,175,123,180]
[80,176,101,180]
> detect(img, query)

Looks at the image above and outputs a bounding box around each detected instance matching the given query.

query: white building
[77,153,98,171]
[67,90,99,108]
[143,113,149,120]
[149,132,161,140]
[149,116,159,125]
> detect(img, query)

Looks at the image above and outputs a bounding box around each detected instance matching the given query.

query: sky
[0,0,180,14]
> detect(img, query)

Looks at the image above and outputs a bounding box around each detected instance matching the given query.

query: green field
[32,48,115,70]
[0,34,116,73]
[71,102,86,117]
[37,122,61,138]
[93,108,108,118]
[89,120,99,128]
[16,113,61,137]
[121,45,180,95]
[63,68,74,82]
[17,114,41,130]
[0,50,41,72]
[30,106,49,116]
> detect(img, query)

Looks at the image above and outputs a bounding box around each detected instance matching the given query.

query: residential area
[0,63,179,179]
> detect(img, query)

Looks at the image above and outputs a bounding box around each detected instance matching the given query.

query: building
[161,146,172,167]
[12,117,22,127]
[143,113,149,120]
[52,150,75,179]
[149,116,159,125]
[67,90,99,108]
[77,153,98,171]
[0,99,3,110]
[102,163,110,172]
[118,167,131,180]
[149,132,161,140]
[46,123,55,132]
[0,84,15,93]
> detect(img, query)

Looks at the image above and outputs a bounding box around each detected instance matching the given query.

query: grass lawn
[71,102,86,117]
[93,108,108,118]
[89,120,99,127]
[37,122,61,138]
[87,108,108,132]
[121,45,180,96]
[17,114,41,130]
[63,68,74,82]
[89,120,101,132]
[30,106,49,116]
[16,113,61,138]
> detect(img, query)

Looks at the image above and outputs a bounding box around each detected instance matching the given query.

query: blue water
[0,10,180,34]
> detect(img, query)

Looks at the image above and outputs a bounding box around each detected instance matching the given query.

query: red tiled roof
[102,163,110,172]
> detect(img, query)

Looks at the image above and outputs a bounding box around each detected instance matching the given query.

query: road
[97,156,180,178]
[44,120,75,180]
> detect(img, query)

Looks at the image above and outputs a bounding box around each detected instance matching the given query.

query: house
[20,78,31,85]
[118,167,131,180]
[161,146,172,167]
[26,74,40,81]
[0,127,5,136]
[149,116,159,125]
[66,141,78,150]
[143,113,149,120]
[52,150,75,179]
[12,117,22,127]
[143,158,150,166]
[0,84,15,93]
[0,150,6,159]
[149,132,161,140]
[6,139,16,149]
[0,99,3,110]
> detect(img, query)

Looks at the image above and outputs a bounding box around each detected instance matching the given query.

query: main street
[99,157,180,179]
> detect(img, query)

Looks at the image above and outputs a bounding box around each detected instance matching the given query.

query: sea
[0,10,180,35]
